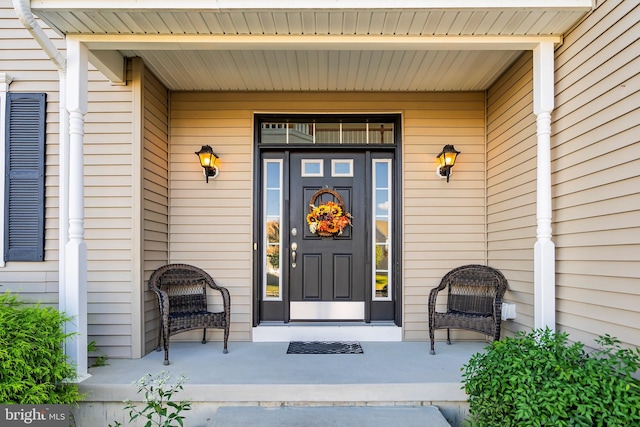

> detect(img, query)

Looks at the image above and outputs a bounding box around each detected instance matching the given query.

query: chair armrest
[428,286,442,309]
[207,282,231,311]
[150,287,170,317]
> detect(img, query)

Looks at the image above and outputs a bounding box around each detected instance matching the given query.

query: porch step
[78,342,483,426]
[207,405,451,427]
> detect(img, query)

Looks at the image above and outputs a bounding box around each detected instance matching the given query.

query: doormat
[286,341,363,354]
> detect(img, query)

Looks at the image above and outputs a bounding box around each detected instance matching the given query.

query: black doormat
[287,341,363,354]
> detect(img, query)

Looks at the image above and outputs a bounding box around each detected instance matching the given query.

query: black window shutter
[5,92,46,262]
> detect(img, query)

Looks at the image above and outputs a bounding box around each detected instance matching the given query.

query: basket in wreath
[306,189,353,236]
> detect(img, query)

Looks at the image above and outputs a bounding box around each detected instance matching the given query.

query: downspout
[12,0,71,353]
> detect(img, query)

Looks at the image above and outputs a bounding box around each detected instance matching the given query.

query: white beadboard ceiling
[126,49,524,92]
[32,2,592,91]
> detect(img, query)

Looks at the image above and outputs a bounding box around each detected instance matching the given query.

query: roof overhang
[30,0,593,91]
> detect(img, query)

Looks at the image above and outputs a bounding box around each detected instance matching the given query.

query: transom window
[260,119,395,145]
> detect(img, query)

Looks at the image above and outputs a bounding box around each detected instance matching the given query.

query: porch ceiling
[32,1,592,91]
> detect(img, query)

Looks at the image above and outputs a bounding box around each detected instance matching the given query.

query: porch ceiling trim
[33,2,591,38]
[32,0,593,11]
[78,34,563,52]
[73,33,564,90]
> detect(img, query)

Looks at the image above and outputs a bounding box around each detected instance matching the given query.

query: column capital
[533,42,555,115]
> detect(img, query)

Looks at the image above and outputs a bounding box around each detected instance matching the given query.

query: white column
[65,37,90,381]
[533,42,556,331]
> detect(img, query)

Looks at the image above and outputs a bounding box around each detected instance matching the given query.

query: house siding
[486,0,640,348]
[139,59,170,354]
[552,0,640,348]
[84,72,135,358]
[0,2,61,304]
[486,51,537,335]
[169,91,487,342]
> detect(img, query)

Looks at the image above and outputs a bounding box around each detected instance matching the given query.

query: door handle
[291,242,297,268]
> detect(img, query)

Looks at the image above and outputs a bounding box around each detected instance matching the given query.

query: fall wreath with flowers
[306,189,353,236]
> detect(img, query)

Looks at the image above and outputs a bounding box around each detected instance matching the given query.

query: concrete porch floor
[76,340,487,427]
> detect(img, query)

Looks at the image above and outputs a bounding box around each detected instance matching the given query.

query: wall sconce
[436,144,460,183]
[195,145,219,183]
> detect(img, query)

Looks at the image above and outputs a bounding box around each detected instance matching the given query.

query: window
[372,159,392,300]
[263,159,283,300]
[260,119,396,145]
[4,93,46,261]
[301,159,323,177]
[331,159,353,177]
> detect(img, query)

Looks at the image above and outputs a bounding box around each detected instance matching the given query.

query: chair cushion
[447,309,492,318]
[448,294,494,315]
[169,310,209,318]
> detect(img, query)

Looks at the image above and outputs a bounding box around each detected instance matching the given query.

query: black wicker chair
[149,263,230,365]
[428,264,507,355]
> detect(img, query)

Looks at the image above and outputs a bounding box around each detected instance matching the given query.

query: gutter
[12,0,66,70]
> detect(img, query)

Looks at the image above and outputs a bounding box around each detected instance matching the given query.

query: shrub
[0,292,83,404]
[461,328,640,427]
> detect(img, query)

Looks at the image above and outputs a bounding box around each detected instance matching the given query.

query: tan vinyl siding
[552,0,640,348]
[140,60,170,354]
[84,70,135,359]
[485,0,640,346]
[170,91,487,342]
[404,95,488,341]
[486,52,537,335]
[0,1,61,305]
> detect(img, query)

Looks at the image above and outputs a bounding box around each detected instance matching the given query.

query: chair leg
[202,328,207,344]
[447,329,451,345]
[494,324,501,342]
[223,324,229,354]
[163,334,170,365]
[161,321,170,365]
[429,326,435,355]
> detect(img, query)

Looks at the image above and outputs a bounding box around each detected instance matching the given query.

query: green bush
[461,328,640,427]
[0,292,83,404]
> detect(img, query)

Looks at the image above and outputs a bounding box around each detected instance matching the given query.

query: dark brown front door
[288,152,367,320]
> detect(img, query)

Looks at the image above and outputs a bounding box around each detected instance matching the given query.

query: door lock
[291,242,297,268]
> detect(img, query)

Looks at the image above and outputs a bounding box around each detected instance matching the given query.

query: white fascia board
[77,34,563,52]
[33,0,593,11]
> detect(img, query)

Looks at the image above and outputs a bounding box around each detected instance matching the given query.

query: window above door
[258,115,398,146]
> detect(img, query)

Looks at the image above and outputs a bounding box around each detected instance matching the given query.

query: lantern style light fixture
[436,144,460,183]
[195,145,219,183]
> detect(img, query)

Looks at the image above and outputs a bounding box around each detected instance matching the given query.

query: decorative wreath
[306,189,353,237]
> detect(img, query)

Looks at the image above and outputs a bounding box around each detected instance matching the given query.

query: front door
[256,115,400,325]
[288,152,367,320]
